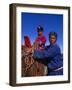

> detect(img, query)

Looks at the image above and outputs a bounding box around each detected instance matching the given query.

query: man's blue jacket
[33,44,63,75]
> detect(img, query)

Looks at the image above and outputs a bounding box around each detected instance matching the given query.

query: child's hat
[37,25,43,32]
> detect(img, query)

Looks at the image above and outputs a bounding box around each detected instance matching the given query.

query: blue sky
[21,12,63,53]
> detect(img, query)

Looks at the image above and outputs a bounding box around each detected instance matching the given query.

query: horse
[21,45,48,77]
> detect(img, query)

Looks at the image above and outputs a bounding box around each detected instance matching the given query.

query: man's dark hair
[37,25,43,32]
[49,32,57,39]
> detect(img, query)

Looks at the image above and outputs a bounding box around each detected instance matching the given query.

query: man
[33,32,63,76]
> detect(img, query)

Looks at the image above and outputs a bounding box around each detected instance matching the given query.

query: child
[34,25,46,50]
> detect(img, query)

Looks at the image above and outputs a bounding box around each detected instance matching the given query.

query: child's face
[38,31,43,36]
[49,35,56,45]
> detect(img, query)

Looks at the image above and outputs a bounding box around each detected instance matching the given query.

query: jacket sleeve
[33,45,61,60]
[33,50,44,59]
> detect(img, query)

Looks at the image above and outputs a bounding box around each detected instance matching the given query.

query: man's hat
[37,25,43,32]
[49,32,57,39]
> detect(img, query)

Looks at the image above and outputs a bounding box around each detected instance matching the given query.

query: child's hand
[39,47,44,50]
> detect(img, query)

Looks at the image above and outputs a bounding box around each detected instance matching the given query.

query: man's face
[38,31,43,36]
[49,35,56,45]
